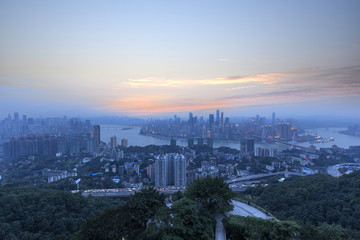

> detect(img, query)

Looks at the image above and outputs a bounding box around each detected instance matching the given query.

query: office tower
[110,136,117,148]
[147,164,156,181]
[93,125,100,145]
[14,112,19,121]
[216,109,220,126]
[246,139,255,155]
[279,123,291,140]
[175,154,186,187]
[189,112,193,123]
[121,138,128,147]
[240,138,255,156]
[155,155,168,187]
[272,112,275,126]
[220,112,224,128]
[272,112,276,137]
[188,138,194,147]
[207,138,213,148]
[170,138,176,147]
[209,114,214,130]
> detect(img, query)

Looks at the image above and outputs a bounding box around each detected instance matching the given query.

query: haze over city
[1,0,360,119]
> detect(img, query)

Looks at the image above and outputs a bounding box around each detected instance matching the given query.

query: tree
[185,176,235,214]
[141,198,215,240]
[127,187,166,228]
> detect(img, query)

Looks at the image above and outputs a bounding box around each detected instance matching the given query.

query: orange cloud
[105,95,226,115]
[124,72,293,88]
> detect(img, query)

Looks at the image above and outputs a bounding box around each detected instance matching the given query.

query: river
[100,125,360,150]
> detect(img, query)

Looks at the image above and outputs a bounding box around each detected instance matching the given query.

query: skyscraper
[121,138,128,147]
[155,153,186,187]
[14,112,19,122]
[240,138,255,156]
[209,114,214,130]
[174,154,186,187]
[93,125,100,145]
[189,112,193,124]
[216,109,220,126]
[155,155,168,187]
[110,136,117,148]
[220,112,224,128]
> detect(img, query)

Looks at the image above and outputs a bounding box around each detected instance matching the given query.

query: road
[327,163,360,177]
[228,200,272,219]
[216,200,273,240]
[215,213,226,240]
[226,171,305,184]
[225,172,287,184]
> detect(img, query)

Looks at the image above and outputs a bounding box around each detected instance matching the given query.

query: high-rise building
[240,138,255,156]
[207,138,213,148]
[110,136,117,148]
[155,153,186,187]
[121,138,128,147]
[155,155,168,187]
[188,138,194,147]
[216,109,220,126]
[209,114,214,130]
[170,138,176,147]
[93,125,100,145]
[174,154,186,187]
[189,112,193,124]
[220,112,224,128]
[14,112,19,122]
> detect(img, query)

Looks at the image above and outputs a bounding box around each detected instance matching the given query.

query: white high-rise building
[155,155,168,187]
[175,154,186,187]
[155,153,186,187]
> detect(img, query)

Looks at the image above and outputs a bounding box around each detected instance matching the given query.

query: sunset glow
[0,0,359,117]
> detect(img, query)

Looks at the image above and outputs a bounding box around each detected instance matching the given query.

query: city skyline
[1,1,360,118]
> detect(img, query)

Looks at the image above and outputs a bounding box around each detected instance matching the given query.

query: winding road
[216,200,273,240]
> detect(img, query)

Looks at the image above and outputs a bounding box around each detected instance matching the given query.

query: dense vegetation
[223,215,301,240]
[0,187,125,240]
[77,177,234,239]
[224,215,360,240]
[246,171,360,232]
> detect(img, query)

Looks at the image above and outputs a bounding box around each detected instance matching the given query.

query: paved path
[216,200,272,240]
[228,200,272,219]
[215,213,226,240]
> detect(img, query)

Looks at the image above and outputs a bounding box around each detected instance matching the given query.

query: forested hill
[0,187,125,240]
[250,171,360,230]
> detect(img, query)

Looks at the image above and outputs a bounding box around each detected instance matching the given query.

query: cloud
[218,58,233,63]
[124,72,291,88]
[105,95,225,115]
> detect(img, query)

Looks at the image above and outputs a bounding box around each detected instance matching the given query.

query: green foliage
[141,198,215,240]
[77,187,166,239]
[75,205,138,240]
[299,223,360,240]
[223,215,301,240]
[172,191,184,201]
[127,187,166,227]
[185,176,235,214]
[0,186,124,239]
[252,171,360,231]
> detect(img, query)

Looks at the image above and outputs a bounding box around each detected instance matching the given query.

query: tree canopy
[185,176,235,214]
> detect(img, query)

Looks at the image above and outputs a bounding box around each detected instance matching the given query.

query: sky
[0,0,360,119]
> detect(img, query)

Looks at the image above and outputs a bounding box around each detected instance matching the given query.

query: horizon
[1,1,360,118]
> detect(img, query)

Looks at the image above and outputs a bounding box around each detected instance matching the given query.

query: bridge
[252,135,308,150]
[78,172,305,197]
[226,171,304,184]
